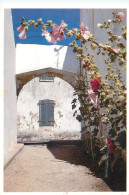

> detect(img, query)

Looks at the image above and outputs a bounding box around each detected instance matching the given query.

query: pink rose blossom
[118,12,125,21]
[80,22,90,40]
[19,29,26,39]
[105,136,115,154]
[42,30,57,44]
[90,78,101,91]
[17,25,24,31]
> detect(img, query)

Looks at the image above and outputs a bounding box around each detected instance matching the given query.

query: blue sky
[11,9,80,46]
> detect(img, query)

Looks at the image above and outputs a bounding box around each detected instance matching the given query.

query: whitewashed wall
[16,44,79,75]
[17,77,81,140]
[4,9,17,149]
[80,9,126,140]
[80,9,126,82]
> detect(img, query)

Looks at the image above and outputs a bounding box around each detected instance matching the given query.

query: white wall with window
[17,76,81,141]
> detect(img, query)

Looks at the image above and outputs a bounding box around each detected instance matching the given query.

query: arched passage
[16,68,78,96]
[16,68,81,141]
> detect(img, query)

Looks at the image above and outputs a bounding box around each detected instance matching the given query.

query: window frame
[39,75,55,82]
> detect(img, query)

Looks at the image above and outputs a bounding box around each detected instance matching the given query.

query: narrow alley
[4,143,112,192]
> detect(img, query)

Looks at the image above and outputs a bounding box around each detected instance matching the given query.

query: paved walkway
[4,144,111,192]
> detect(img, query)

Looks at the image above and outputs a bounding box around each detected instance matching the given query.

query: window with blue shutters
[38,99,54,126]
[39,75,54,82]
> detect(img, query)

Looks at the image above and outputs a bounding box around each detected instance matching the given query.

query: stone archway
[16,68,81,141]
[16,68,78,97]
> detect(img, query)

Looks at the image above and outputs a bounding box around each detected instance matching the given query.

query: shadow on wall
[53,46,84,141]
[53,45,80,74]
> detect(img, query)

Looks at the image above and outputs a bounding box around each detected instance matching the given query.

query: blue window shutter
[39,100,46,126]
[47,100,54,126]
[39,99,54,126]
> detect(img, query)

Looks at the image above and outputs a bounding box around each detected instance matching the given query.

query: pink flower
[52,24,65,41]
[80,22,90,40]
[43,20,67,44]
[122,99,126,103]
[42,30,57,44]
[105,136,115,154]
[111,48,118,54]
[82,31,90,40]
[118,12,125,21]
[17,25,27,39]
[19,29,26,39]
[52,21,67,42]
[82,61,90,69]
[119,95,126,103]
[52,20,67,41]
[59,20,67,30]
[80,22,88,32]
[123,89,126,94]
[88,86,99,109]
[88,86,94,94]
[17,25,24,31]
[89,93,99,109]
[90,78,101,91]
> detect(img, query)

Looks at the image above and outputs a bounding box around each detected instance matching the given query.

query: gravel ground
[4,144,112,192]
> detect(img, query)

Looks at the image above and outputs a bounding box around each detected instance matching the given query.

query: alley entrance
[4,143,112,192]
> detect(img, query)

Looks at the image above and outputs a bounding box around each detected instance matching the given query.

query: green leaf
[110,109,118,115]
[76,115,82,122]
[72,104,76,110]
[92,128,99,136]
[73,110,77,117]
[115,131,126,149]
[72,98,77,103]
[110,54,117,62]
[108,128,116,137]
[117,42,125,49]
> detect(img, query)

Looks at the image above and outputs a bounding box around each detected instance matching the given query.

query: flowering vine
[17,11,126,178]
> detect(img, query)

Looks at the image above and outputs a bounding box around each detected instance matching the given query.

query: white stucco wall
[80,9,126,83]
[17,76,81,140]
[4,9,17,149]
[16,44,79,75]
[80,9,126,140]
